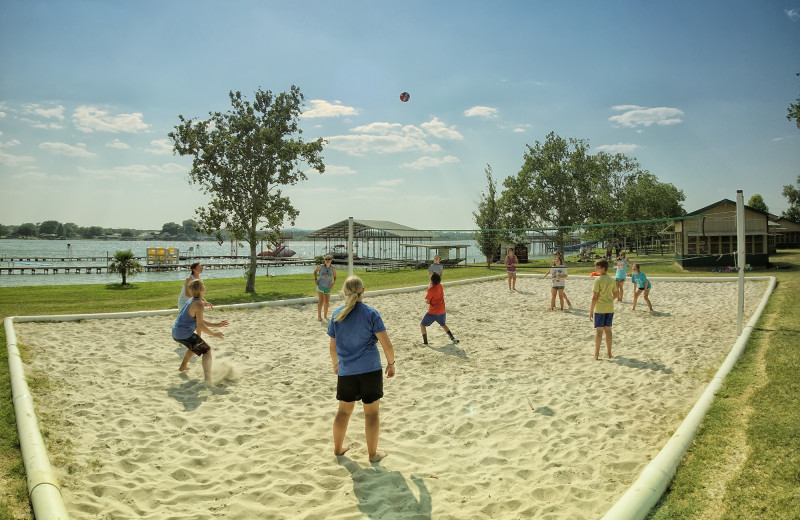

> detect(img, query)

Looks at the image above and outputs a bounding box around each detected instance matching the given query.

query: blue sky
[1,0,799,232]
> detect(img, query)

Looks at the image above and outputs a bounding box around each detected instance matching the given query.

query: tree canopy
[747,194,769,214]
[108,250,142,285]
[496,132,684,253]
[782,175,800,222]
[500,132,602,251]
[169,86,326,292]
[472,165,504,266]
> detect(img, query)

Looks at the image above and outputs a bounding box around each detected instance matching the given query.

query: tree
[39,220,61,235]
[788,72,800,129]
[747,194,769,214]
[782,175,800,222]
[473,165,505,267]
[0,224,9,237]
[500,132,604,253]
[182,219,199,240]
[161,222,183,237]
[618,172,685,251]
[62,222,79,238]
[108,250,143,285]
[80,226,105,238]
[16,222,38,237]
[170,86,326,292]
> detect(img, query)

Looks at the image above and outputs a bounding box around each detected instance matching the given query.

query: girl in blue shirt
[328,275,396,462]
[630,264,653,312]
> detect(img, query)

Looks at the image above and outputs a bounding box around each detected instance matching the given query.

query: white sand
[16,276,766,519]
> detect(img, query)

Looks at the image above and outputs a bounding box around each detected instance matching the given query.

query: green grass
[1,256,797,519]
[647,249,800,520]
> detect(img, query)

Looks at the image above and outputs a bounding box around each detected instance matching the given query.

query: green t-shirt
[592,274,615,314]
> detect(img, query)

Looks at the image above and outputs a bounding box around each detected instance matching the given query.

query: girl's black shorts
[336,369,383,404]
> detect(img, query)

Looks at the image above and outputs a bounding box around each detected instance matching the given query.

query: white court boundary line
[4,274,776,520]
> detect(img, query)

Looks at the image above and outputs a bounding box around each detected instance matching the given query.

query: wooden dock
[0,257,317,275]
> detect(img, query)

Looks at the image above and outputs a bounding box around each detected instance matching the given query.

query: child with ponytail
[328,275,396,462]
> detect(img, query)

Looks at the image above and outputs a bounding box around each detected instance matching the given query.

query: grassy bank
[648,250,800,519]
[1,255,797,518]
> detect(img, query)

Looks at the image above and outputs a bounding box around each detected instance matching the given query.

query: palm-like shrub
[108,250,143,285]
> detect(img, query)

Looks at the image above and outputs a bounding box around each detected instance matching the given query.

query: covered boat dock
[307,219,438,270]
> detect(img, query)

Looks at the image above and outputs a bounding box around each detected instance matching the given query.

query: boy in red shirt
[420,272,459,346]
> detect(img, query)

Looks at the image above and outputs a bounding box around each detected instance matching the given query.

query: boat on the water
[257,245,296,258]
[328,244,360,261]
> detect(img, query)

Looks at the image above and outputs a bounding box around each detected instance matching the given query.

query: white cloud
[610,104,644,112]
[512,127,526,133]
[0,149,36,166]
[400,155,460,170]
[609,106,684,128]
[320,165,357,176]
[78,162,185,181]
[464,106,499,119]
[21,118,64,130]
[786,8,800,21]
[23,104,65,120]
[421,117,463,140]
[327,134,442,156]
[377,178,404,187]
[595,142,641,154]
[146,138,173,155]
[302,99,359,118]
[73,105,150,133]
[0,138,21,148]
[106,138,130,149]
[39,141,96,158]
[327,117,459,156]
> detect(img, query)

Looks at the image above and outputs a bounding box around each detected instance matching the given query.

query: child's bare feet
[178,365,190,372]
[369,450,388,463]
[334,444,350,457]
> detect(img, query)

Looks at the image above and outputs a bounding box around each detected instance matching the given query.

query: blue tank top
[172,298,199,339]
[317,265,335,289]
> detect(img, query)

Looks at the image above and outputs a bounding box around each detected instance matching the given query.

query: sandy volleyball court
[15,276,765,519]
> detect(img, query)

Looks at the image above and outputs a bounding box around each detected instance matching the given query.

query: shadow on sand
[426,342,467,359]
[338,456,432,519]
[167,375,229,412]
[612,356,673,374]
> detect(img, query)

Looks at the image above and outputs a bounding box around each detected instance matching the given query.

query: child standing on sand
[614,252,629,302]
[505,248,518,291]
[420,272,459,346]
[589,259,619,360]
[630,264,654,312]
[329,275,396,463]
[314,255,337,321]
[172,279,229,382]
[428,254,444,280]
[543,251,572,311]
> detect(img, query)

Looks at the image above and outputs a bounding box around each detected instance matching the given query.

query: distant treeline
[0,219,476,241]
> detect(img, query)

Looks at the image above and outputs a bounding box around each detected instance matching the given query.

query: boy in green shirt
[589,259,619,360]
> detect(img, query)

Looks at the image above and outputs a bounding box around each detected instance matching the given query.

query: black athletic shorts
[336,369,384,404]
[173,333,210,356]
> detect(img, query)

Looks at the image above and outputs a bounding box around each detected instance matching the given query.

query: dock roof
[306,219,437,240]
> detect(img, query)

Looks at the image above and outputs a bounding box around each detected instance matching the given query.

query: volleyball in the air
[400,91,410,102]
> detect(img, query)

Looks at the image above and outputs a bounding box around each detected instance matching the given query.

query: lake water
[0,238,539,288]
